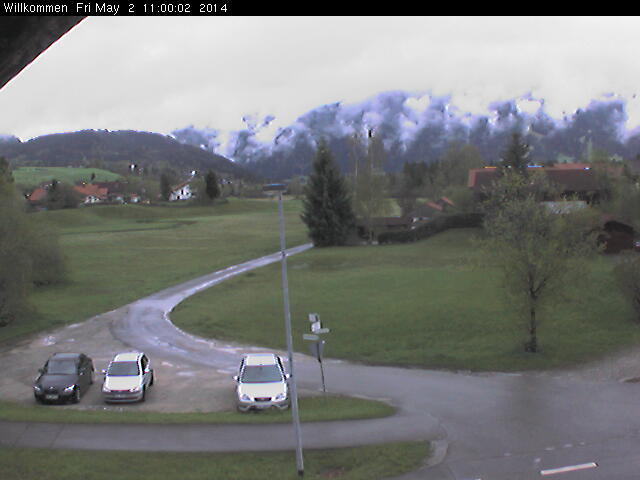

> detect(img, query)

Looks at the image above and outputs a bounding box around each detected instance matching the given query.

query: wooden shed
[599,215,635,253]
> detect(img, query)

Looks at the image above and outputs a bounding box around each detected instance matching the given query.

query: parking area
[0,311,238,413]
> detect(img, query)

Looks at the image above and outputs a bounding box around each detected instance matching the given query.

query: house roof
[468,164,600,193]
[74,183,108,199]
[27,187,47,203]
[601,213,634,230]
[171,180,192,192]
[93,181,126,194]
[439,196,455,207]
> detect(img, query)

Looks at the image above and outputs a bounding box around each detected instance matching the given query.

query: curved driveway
[5,245,640,479]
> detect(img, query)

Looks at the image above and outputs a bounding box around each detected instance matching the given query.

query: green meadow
[4,197,639,373]
[0,198,308,344]
[171,228,639,372]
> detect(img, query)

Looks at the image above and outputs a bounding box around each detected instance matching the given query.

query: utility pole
[264,183,304,477]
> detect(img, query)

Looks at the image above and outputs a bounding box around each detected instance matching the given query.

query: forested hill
[0,130,253,179]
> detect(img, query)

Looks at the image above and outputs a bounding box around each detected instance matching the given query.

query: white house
[169,180,193,201]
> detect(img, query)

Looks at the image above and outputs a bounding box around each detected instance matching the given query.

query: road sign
[308,313,319,323]
[315,328,330,334]
[303,334,319,341]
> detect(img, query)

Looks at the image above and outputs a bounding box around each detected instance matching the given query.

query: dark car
[33,353,95,404]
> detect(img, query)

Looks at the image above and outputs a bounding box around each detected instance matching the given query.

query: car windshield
[45,360,77,375]
[240,365,283,383]
[107,361,139,376]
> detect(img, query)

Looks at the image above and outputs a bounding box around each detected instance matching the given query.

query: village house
[27,180,146,207]
[26,186,47,206]
[600,214,635,253]
[73,183,109,204]
[169,180,194,201]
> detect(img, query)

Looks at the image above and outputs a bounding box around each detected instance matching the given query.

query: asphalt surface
[4,244,640,479]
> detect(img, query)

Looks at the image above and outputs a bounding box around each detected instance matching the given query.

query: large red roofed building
[73,183,108,204]
[468,163,602,203]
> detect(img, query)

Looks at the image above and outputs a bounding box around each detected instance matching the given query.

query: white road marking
[540,462,598,476]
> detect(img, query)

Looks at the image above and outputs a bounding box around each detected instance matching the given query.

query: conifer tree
[204,170,220,201]
[160,174,172,201]
[301,140,355,246]
[500,132,531,177]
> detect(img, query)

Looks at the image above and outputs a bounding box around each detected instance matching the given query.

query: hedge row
[377,213,485,244]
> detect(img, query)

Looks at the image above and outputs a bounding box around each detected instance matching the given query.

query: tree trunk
[525,306,538,353]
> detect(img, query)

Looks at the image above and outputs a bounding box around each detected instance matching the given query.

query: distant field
[0,198,308,344]
[12,166,121,186]
[171,228,639,372]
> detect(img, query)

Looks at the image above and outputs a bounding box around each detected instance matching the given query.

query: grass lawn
[0,395,395,424]
[171,228,639,372]
[13,166,121,187]
[0,198,309,344]
[0,441,430,480]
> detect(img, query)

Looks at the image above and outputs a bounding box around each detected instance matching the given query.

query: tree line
[0,157,67,327]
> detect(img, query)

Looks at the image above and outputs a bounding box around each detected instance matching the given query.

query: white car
[234,353,290,412]
[102,352,154,403]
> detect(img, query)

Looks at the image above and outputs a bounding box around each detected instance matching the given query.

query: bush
[378,213,484,244]
[613,251,640,322]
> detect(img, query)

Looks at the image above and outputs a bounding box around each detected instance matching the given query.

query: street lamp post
[263,183,304,477]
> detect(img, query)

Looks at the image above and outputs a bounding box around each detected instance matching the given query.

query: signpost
[302,313,329,393]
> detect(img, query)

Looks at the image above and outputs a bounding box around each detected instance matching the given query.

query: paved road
[4,244,640,479]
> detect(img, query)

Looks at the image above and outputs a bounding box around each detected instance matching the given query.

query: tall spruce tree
[500,132,531,177]
[301,140,355,247]
[204,170,220,201]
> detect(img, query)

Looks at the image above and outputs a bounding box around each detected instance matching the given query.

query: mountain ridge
[0,129,254,180]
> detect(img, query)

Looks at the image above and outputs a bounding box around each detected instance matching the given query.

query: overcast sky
[2,16,640,145]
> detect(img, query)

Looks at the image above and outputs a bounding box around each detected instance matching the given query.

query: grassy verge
[0,395,395,425]
[0,198,308,344]
[171,228,639,372]
[0,441,430,480]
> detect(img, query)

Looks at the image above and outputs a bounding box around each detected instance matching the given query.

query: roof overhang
[0,16,86,91]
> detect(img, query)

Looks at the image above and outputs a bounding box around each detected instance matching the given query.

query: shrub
[378,213,484,244]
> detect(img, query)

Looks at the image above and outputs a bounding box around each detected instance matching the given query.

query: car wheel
[149,374,154,386]
[72,387,80,404]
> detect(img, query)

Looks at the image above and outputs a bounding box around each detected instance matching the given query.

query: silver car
[233,353,290,412]
[102,352,154,403]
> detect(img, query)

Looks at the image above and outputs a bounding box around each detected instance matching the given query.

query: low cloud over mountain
[172,90,640,180]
